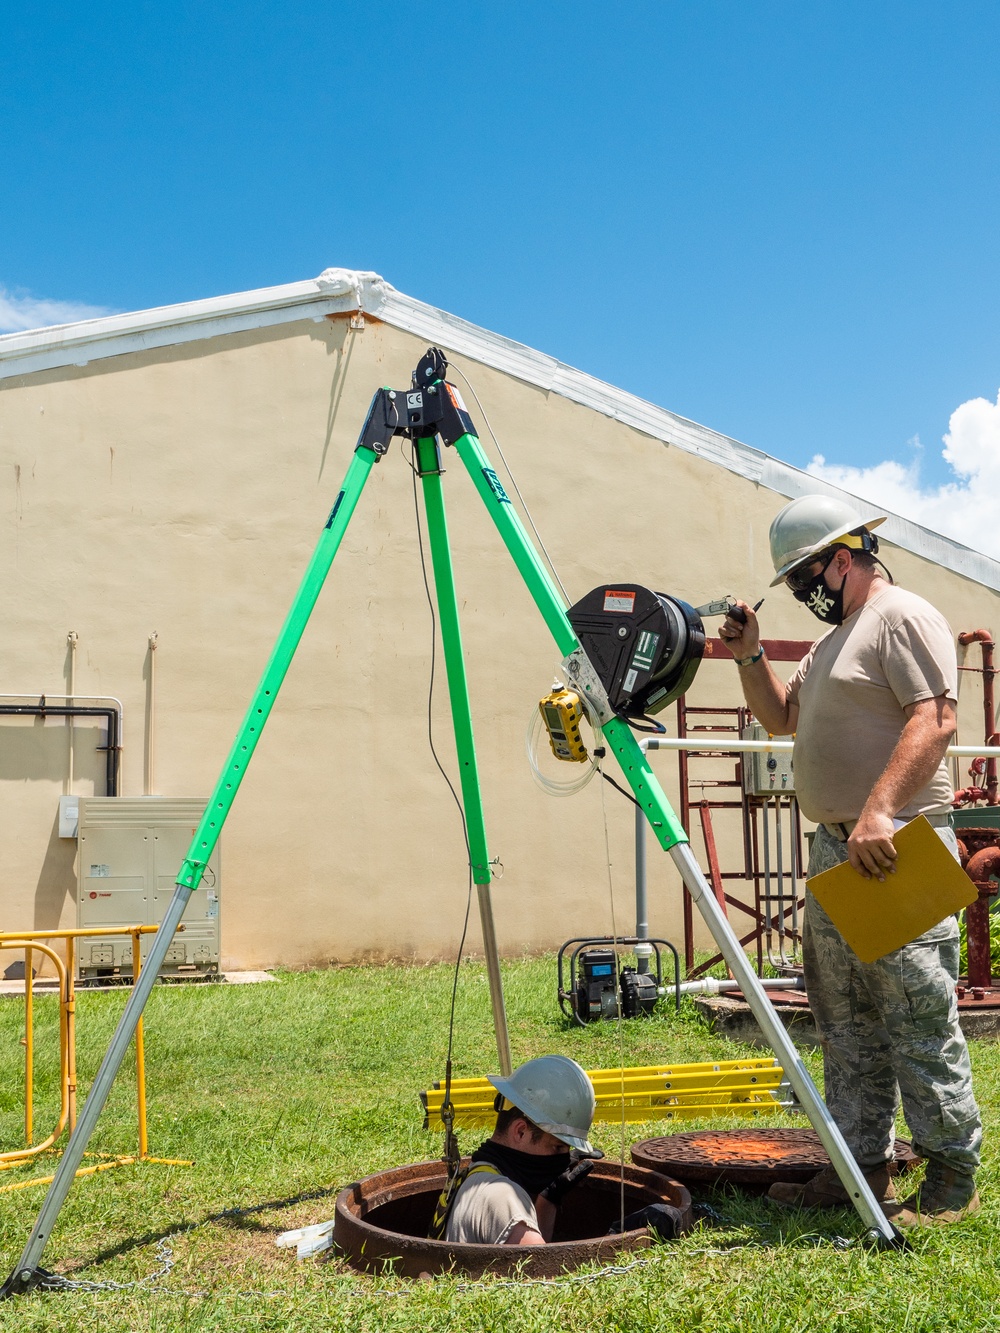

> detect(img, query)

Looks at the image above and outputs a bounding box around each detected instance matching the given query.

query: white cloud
[0,286,115,335]
[807,390,1000,560]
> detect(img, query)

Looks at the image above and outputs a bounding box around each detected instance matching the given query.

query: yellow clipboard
[807,815,976,963]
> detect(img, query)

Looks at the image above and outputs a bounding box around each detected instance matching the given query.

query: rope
[595,747,628,1232]
[447,361,571,605]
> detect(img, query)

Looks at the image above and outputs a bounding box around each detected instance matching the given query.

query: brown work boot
[767,1163,897,1210]
[893,1162,980,1229]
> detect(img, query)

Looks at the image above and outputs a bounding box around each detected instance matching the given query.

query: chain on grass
[29,1199,856,1301]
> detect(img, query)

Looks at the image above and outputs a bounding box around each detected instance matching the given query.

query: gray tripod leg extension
[1,884,194,1295]
[670,843,906,1247]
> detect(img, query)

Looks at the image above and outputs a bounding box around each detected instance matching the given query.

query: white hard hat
[489,1055,600,1156]
[768,495,887,587]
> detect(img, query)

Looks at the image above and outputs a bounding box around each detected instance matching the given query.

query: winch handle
[727,596,765,625]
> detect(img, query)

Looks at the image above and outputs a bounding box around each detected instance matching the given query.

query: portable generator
[575,947,619,1023]
[557,936,680,1026]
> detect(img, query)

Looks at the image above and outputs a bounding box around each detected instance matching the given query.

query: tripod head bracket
[354,349,478,458]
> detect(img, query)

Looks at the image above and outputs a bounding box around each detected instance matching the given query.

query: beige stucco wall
[1,313,998,970]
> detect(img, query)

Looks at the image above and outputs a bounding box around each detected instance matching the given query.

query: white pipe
[644,736,791,752]
[66,633,78,792]
[145,633,158,796]
[641,736,1000,758]
[672,976,803,997]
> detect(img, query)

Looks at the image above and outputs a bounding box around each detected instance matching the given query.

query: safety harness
[428,1161,501,1241]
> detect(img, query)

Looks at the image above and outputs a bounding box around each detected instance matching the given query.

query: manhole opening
[365,1177,658,1243]
[333,1159,692,1278]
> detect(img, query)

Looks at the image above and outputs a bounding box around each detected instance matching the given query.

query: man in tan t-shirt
[719,494,981,1228]
[440,1055,602,1246]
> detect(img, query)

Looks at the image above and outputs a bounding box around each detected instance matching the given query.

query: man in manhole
[720,494,982,1227]
[432,1055,602,1245]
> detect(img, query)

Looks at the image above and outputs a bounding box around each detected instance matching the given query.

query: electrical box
[76,797,220,982]
[742,723,795,796]
[58,794,80,838]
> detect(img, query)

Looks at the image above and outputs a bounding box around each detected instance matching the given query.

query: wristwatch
[734,646,765,668]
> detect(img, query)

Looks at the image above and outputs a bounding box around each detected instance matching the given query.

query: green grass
[0,957,998,1332]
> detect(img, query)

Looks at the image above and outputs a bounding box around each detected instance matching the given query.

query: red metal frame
[955,629,998,807]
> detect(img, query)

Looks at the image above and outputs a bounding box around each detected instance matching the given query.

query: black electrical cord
[619,712,667,735]
[600,771,643,810]
[409,445,474,1162]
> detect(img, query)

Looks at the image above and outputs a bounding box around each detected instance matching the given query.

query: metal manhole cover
[631,1128,920,1186]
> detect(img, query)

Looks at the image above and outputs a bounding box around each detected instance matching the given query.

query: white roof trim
[0,271,391,379]
[3,267,998,592]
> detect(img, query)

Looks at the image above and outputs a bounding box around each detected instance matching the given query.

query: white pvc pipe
[673,976,803,997]
[145,633,158,797]
[66,633,78,792]
[642,736,1000,757]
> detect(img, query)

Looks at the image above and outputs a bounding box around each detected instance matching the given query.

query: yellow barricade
[0,926,191,1191]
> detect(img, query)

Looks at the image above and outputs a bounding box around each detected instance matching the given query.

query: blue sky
[2,2,999,535]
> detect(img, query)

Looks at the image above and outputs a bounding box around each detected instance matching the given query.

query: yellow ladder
[421,1057,797,1128]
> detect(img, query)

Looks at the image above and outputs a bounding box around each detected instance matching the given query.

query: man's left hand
[847,811,898,880]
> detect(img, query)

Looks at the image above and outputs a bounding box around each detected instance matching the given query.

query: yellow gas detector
[538,686,589,763]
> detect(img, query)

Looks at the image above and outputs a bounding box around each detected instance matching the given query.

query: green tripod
[2,349,904,1296]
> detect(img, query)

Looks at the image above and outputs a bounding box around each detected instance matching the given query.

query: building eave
[2,267,997,592]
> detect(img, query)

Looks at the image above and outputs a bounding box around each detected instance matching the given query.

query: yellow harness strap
[428,1161,501,1240]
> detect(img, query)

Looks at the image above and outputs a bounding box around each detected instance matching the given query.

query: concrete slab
[693,995,822,1048]
[694,993,1000,1046]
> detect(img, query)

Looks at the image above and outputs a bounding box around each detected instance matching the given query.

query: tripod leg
[414,436,511,1076]
[2,446,382,1297]
[447,427,903,1247]
[1,886,193,1297]
[670,843,902,1244]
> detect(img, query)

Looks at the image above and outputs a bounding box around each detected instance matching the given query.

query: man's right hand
[539,1157,594,1206]
[847,811,899,881]
[718,600,760,661]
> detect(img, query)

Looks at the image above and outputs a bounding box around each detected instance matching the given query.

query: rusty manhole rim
[333,1157,692,1278]
[632,1128,920,1186]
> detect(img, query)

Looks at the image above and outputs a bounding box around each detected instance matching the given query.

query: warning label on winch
[603,590,635,612]
[631,630,660,671]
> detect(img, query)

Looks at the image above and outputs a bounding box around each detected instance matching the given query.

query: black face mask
[472,1139,571,1199]
[791,551,846,625]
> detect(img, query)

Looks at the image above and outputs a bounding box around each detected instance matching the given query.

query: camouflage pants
[803,823,981,1174]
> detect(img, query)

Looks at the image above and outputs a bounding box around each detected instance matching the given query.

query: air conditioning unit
[76,797,220,982]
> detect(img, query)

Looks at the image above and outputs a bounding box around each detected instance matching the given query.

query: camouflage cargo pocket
[897,940,954,1036]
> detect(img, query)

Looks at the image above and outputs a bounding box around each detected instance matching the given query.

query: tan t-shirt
[444,1168,538,1245]
[785,584,957,825]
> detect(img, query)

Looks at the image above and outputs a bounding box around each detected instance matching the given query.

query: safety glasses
[785,547,838,592]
